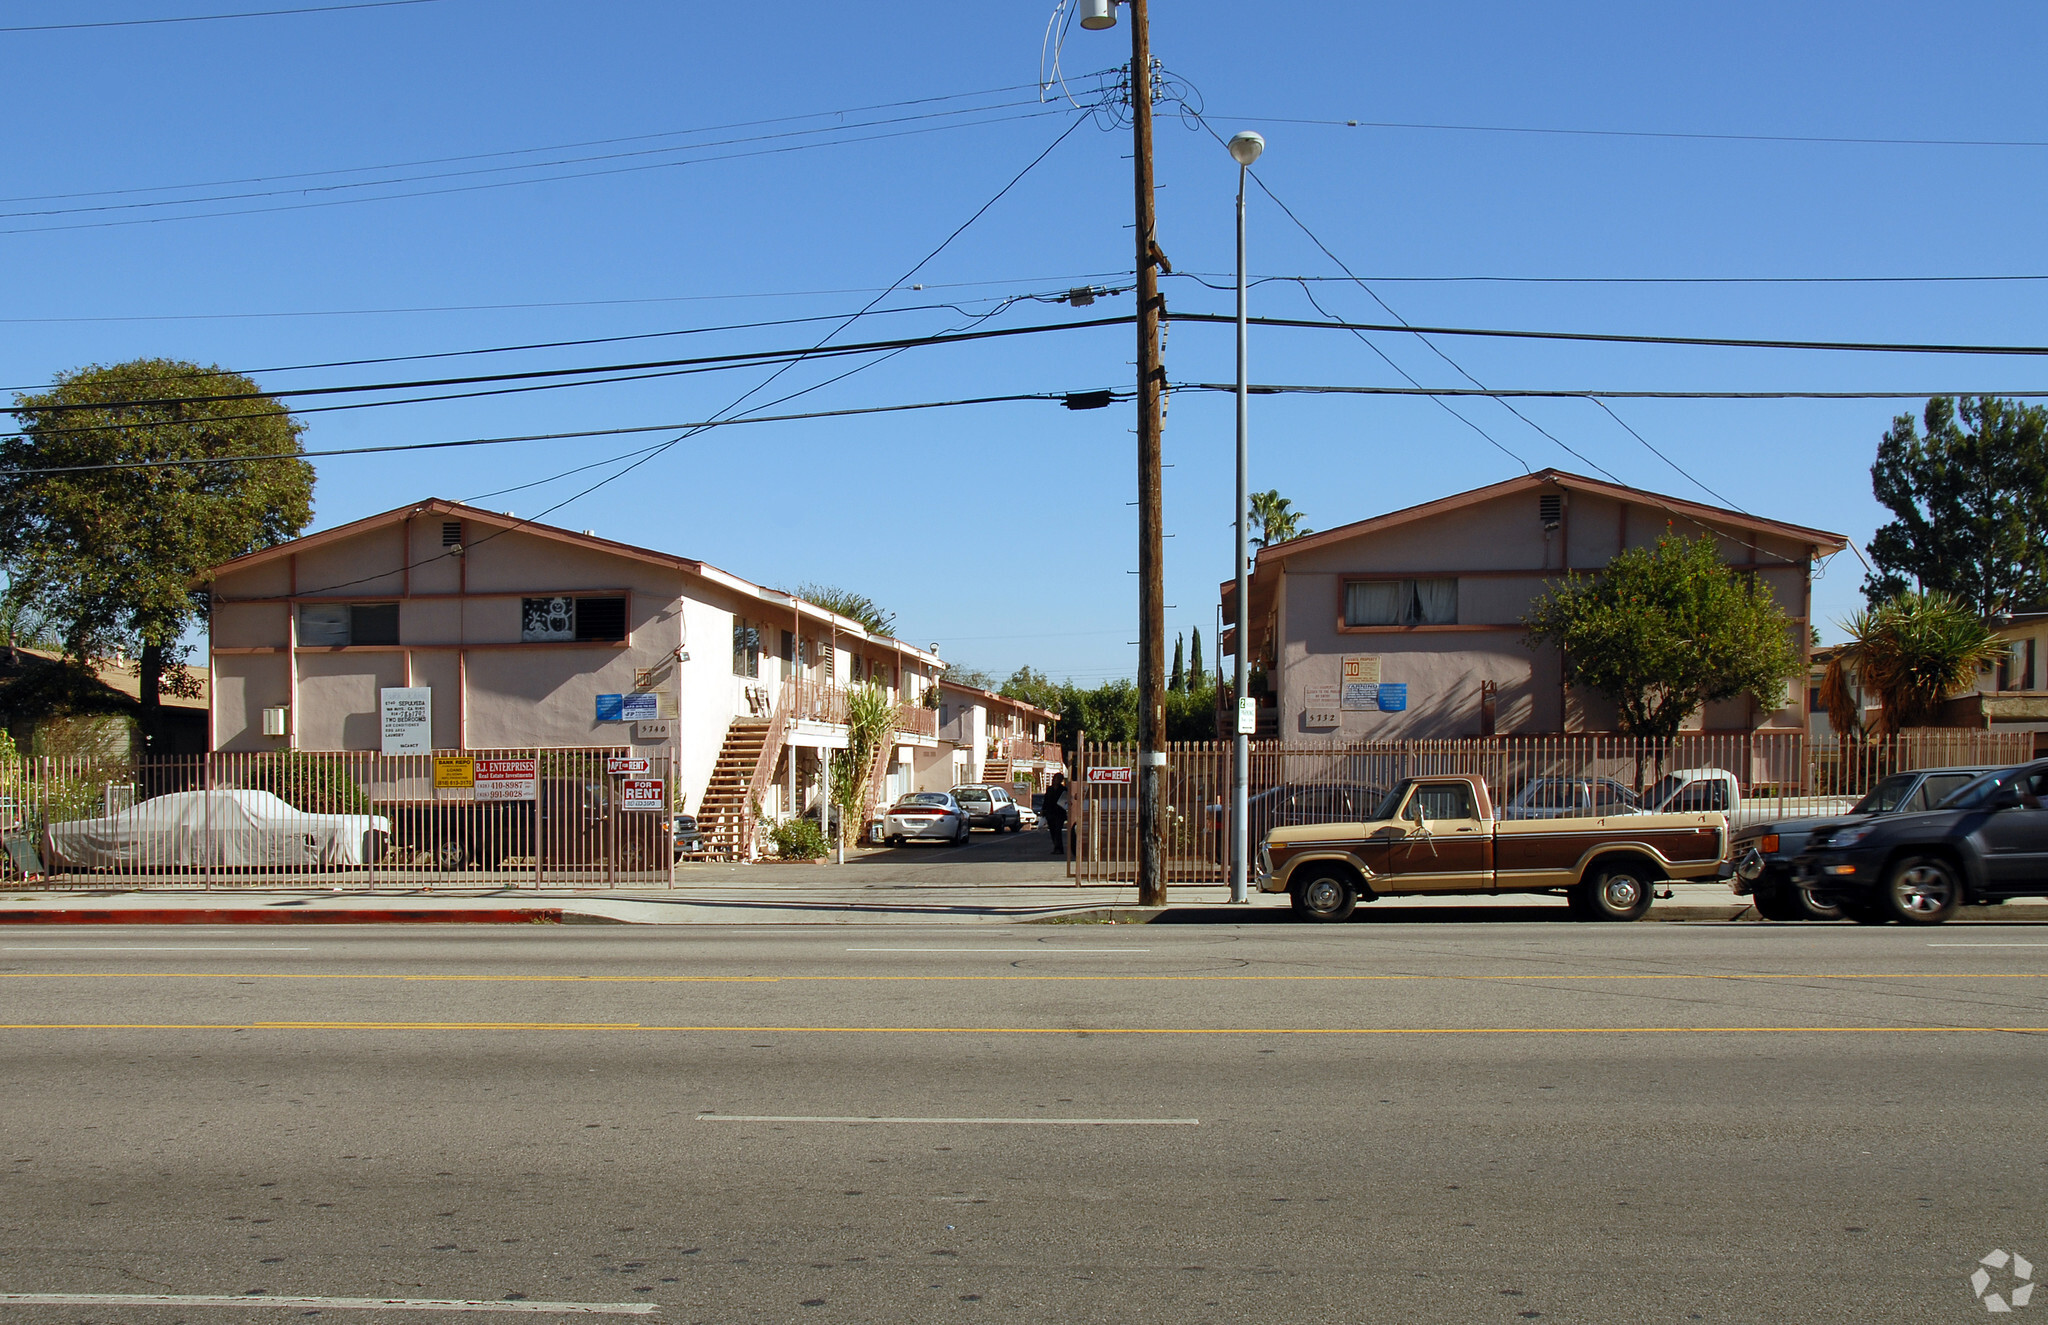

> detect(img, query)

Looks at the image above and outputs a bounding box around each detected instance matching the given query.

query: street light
[1228,129,1263,906]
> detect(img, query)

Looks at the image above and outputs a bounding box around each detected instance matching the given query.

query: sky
[6,0,2048,685]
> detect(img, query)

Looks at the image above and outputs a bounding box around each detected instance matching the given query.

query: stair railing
[737,677,796,859]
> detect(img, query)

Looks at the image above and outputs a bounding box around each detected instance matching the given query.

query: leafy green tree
[1523,532,1799,738]
[787,583,894,636]
[3,360,313,752]
[999,665,1063,713]
[943,664,996,691]
[1249,490,1311,548]
[1169,633,1184,691]
[1864,396,2048,617]
[1823,591,2007,735]
[1188,627,1205,689]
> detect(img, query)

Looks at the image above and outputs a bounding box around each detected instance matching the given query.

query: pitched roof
[207,498,943,664]
[1250,468,1847,567]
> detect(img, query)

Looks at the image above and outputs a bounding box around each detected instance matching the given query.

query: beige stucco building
[1222,470,1847,739]
[205,498,946,853]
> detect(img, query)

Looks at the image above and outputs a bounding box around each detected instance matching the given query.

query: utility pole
[1129,0,1166,908]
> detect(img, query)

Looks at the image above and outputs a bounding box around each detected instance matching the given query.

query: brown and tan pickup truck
[1259,774,1726,922]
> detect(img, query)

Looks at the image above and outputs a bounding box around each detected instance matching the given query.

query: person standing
[1043,772,1069,855]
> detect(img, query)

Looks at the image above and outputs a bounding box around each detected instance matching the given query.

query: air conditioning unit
[262,706,289,738]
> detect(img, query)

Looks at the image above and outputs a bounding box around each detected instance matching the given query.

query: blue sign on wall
[1377,683,1408,712]
[620,692,658,720]
[595,693,624,722]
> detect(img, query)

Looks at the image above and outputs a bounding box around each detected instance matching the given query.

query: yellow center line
[0,970,2045,984]
[0,1021,2041,1035]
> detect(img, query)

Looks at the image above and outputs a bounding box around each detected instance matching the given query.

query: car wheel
[1575,865,1654,921]
[434,841,470,871]
[1883,855,1962,924]
[1751,885,1804,922]
[1795,886,1845,922]
[1290,868,1356,923]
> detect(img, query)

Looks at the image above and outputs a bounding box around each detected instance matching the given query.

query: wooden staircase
[698,720,771,860]
[982,757,1012,786]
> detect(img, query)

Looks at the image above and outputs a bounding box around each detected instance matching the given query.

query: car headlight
[1826,824,1876,849]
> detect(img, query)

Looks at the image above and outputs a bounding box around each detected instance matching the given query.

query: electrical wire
[1181,382,2048,400]
[1175,270,2048,288]
[1217,112,2048,151]
[0,0,443,32]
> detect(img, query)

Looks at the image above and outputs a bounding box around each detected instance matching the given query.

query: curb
[1029,902,2048,925]
[0,908,565,925]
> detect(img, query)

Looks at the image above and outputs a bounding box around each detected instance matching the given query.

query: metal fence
[0,747,676,889]
[1064,730,2036,884]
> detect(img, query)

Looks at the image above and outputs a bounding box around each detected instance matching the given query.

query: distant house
[1936,612,2048,752]
[0,646,209,758]
[920,680,1061,793]
[1221,469,1847,739]
[204,498,945,857]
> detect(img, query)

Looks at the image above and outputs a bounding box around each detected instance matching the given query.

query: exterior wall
[1270,484,1820,739]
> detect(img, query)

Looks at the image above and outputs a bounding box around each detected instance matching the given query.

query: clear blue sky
[6,0,2047,684]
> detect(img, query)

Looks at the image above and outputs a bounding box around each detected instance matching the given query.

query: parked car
[1205,782,1386,860]
[1014,799,1040,828]
[43,788,390,871]
[1793,760,2048,924]
[1638,767,1857,831]
[883,792,970,846]
[672,813,706,859]
[1723,765,2006,921]
[1499,777,1640,820]
[952,784,1023,832]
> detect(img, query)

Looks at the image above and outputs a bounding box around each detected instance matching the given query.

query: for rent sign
[620,779,665,811]
[1086,766,1134,784]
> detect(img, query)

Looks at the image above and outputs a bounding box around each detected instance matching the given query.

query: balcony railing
[892,704,938,738]
[788,677,849,725]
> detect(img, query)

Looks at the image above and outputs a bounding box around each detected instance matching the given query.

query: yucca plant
[828,683,898,849]
[1823,591,2007,736]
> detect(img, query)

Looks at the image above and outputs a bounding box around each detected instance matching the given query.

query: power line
[11,314,1134,414]
[1182,382,2048,400]
[0,391,1118,479]
[1173,311,2048,358]
[0,0,444,32]
[0,270,1136,324]
[1221,112,2048,151]
[1175,270,2048,288]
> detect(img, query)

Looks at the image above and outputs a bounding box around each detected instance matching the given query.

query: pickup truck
[1637,768,1857,831]
[1723,764,2006,921]
[1259,773,1727,922]
[1793,759,2048,924]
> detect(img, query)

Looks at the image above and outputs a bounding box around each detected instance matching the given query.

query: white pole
[1231,155,1251,905]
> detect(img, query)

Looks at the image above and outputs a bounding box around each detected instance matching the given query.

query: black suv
[1793,760,2048,924]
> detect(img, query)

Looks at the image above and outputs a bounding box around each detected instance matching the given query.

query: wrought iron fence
[0,746,676,889]
[1063,731,2035,884]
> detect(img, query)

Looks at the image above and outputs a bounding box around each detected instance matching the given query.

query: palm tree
[1823,591,2008,736]
[1249,490,1310,548]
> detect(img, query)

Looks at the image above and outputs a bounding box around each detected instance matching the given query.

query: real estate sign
[379,687,431,755]
[620,779,664,811]
[474,757,538,801]
[433,757,474,790]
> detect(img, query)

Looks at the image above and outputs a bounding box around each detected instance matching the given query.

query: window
[522,596,627,644]
[1667,781,1730,813]
[731,615,761,677]
[298,602,399,647]
[780,630,795,664]
[2000,638,2037,691]
[1408,781,1477,821]
[1344,578,1457,627]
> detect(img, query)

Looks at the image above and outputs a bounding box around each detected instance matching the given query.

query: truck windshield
[1850,774,1920,815]
[1368,783,1412,821]
[1642,774,1685,808]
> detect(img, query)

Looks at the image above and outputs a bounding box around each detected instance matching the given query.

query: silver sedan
[882,792,970,847]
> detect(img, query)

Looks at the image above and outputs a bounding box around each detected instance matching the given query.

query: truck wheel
[1883,855,1962,924]
[1291,868,1357,923]
[1575,866,1654,921]
[1795,886,1845,922]
[1751,885,1804,921]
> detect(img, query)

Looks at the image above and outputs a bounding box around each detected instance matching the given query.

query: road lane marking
[0,1022,2041,1036]
[2,946,313,952]
[0,1294,655,1314]
[843,947,1151,953]
[696,1113,1196,1125]
[3,970,2047,984]
[1928,943,2048,948]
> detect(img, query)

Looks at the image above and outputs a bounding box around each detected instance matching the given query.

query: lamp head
[1227,131,1266,167]
[1078,0,1117,29]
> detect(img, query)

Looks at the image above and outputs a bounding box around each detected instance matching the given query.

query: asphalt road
[1,923,2044,1323]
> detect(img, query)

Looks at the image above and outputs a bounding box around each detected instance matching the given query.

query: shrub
[768,816,829,860]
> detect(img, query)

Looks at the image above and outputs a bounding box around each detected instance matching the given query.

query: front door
[1977,768,2048,889]
[1385,780,1493,893]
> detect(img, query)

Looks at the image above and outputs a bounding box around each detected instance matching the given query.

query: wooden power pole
[1128,0,1166,907]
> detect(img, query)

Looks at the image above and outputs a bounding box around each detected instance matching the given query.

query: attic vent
[1538,494,1563,524]
[441,521,462,546]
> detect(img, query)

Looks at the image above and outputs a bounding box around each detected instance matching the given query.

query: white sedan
[882,792,969,846]
[44,789,391,871]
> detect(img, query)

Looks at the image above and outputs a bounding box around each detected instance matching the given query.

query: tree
[829,682,896,849]
[1823,591,2007,736]
[1188,627,1205,689]
[999,665,1063,713]
[1523,532,1799,738]
[1249,490,1311,548]
[944,664,996,691]
[787,582,894,637]
[1169,633,1184,691]
[3,360,313,752]
[1864,396,2048,618]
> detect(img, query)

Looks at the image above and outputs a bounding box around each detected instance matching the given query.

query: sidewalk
[1,879,2044,925]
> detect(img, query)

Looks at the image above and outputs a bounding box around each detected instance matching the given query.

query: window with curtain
[1344,578,1457,626]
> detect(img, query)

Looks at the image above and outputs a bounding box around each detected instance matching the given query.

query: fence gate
[1,746,677,890]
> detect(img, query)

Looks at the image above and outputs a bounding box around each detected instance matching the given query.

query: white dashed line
[0,1294,655,1314]
[697,1113,1195,1125]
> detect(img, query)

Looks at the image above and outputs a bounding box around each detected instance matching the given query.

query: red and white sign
[474,757,538,802]
[606,756,652,776]
[1086,766,1133,784]
[620,779,665,811]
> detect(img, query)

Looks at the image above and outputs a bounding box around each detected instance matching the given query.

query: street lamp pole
[1227,130,1263,906]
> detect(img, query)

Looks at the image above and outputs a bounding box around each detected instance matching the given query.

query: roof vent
[441,520,462,546]
[1539,494,1563,530]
